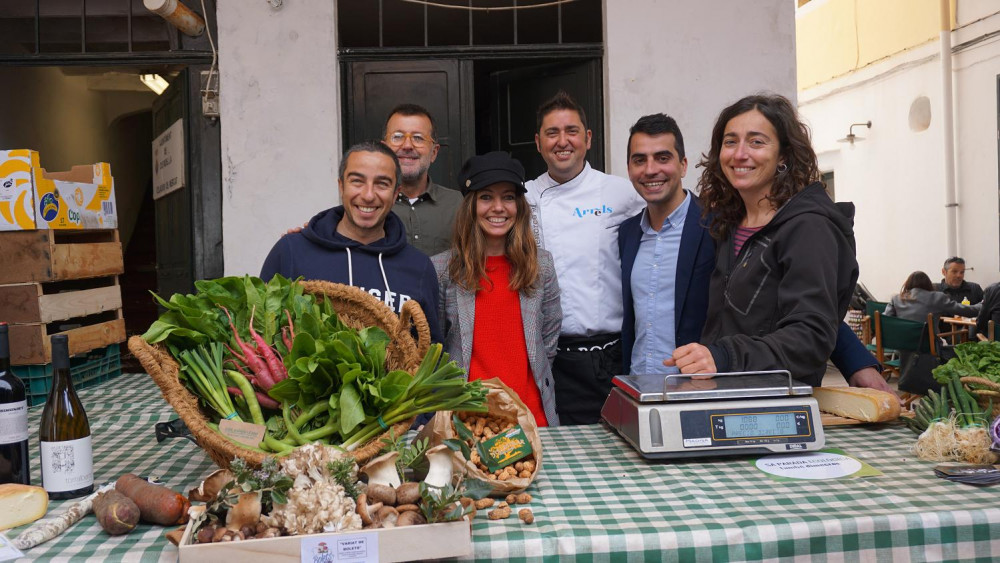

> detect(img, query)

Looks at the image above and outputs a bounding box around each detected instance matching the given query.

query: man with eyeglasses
[385,104,463,257]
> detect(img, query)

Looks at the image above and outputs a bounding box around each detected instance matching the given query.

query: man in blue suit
[618,113,891,391]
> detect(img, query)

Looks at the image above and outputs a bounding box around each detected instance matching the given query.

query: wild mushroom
[188,469,234,503]
[395,482,421,506]
[376,506,399,528]
[360,451,401,488]
[423,444,455,490]
[396,511,427,527]
[366,483,396,507]
[355,493,384,528]
[225,491,262,532]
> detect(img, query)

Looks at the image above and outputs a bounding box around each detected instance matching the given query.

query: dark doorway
[345,59,474,190]
[342,53,603,188]
[485,59,603,180]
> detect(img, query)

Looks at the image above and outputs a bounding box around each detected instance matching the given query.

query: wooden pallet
[0,229,123,284]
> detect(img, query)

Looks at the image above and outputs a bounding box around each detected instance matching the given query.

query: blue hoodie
[260,206,443,343]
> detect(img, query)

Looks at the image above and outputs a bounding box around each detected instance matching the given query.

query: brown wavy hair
[697,93,821,240]
[448,188,539,295]
[899,271,934,302]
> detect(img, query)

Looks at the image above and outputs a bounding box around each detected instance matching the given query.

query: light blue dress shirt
[630,192,690,375]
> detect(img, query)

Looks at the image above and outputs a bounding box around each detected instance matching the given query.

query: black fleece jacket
[701,182,859,387]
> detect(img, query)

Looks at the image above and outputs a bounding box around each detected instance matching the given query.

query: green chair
[862,300,889,351]
[874,312,943,391]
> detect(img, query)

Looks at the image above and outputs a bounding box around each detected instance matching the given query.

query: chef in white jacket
[525,91,645,425]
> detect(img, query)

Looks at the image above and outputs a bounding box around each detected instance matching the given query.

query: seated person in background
[886,270,980,325]
[432,152,561,426]
[260,140,443,343]
[885,270,980,394]
[666,94,859,388]
[976,282,1000,338]
[936,256,984,304]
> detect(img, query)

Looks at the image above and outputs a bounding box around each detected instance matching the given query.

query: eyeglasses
[386,131,434,148]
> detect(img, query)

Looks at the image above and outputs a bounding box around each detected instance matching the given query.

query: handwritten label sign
[300,532,378,563]
[218,419,266,447]
[152,118,185,200]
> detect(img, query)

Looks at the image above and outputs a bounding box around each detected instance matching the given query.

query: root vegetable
[93,490,140,536]
[115,474,190,526]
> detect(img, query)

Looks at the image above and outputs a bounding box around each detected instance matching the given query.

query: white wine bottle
[39,334,93,499]
[0,322,30,485]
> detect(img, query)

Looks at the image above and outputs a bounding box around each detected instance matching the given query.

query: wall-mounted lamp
[144,0,205,37]
[837,121,872,145]
[139,74,170,95]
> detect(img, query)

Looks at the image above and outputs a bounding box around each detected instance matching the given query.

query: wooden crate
[0,229,123,284]
[8,310,125,365]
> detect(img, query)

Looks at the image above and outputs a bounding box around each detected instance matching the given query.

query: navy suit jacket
[619,193,715,372]
[618,192,877,378]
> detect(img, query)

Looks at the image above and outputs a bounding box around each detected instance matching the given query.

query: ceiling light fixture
[139,74,170,95]
[837,121,872,144]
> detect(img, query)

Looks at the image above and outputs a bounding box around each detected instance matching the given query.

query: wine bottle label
[40,436,94,493]
[0,400,28,444]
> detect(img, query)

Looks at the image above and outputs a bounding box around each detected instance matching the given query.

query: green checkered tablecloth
[10,375,1000,562]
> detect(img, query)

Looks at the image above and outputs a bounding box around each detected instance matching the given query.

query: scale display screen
[720,413,798,438]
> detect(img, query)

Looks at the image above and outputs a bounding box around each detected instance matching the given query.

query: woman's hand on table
[847,366,901,403]
[664,343,717,377]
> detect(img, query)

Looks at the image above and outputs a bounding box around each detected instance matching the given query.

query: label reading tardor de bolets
[40,436,94,492]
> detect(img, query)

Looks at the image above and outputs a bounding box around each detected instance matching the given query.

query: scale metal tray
[612,370,813,403]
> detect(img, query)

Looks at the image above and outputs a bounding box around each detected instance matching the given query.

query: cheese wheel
[813,387,901,422]
[0,483,49,531]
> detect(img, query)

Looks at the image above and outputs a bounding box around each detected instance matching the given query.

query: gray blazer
[431,249,562,426]
[885,288,980,325]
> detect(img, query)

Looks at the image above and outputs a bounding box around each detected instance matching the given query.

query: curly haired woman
[666,94,859,387]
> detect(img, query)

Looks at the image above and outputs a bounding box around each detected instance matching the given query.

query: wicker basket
[128,281,431,469]
[960,376,1000,418]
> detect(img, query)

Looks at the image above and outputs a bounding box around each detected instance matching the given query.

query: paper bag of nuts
[420,378,542,496]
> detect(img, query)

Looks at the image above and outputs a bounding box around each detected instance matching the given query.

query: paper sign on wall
[152,118,185,200]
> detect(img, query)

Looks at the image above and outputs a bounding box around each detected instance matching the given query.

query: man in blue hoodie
[260,140,443,342]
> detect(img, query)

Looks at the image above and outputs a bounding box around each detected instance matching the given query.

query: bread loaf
[0,484,49,531]
[813,387,901,422]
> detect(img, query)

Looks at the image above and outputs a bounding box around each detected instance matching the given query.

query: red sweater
[468,256,548,426]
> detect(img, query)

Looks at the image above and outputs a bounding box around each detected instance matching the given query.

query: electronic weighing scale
[601,371,825,459]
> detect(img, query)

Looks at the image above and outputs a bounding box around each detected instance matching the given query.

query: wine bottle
[0,323,30,485]
[39,335,93,499]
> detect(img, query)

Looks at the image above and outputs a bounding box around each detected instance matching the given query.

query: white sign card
[300,532,378,563]
[0,532,25,562]
[755,451,863,480]
[152,118,185,200]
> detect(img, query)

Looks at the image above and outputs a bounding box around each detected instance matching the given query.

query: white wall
[798,11,1000,300]
[603,0,797,180]
[218,1,340,276]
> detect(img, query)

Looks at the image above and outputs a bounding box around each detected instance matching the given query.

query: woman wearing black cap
[431,151,562,426]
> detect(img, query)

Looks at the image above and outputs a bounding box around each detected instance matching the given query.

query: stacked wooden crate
[0,229,126,401]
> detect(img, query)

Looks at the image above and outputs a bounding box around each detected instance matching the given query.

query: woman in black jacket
[666,94,859,387]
